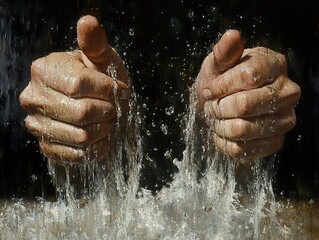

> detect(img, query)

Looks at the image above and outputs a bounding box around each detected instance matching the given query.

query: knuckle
[277,53,288,72]
[73,101,92,124]
[19,87,29,106]
[235,93,250,117]
[68,71,85,97]
[229,142,243,158]
[240,65,259,88]
[231,119,248,139]
[19,84,36,110]
[30,58,44,77]
[283,80,301,104]
[24,115,34,130]
[68,77,81,97]
[75,128,90,146]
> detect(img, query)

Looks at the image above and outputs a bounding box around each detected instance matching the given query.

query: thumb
[200,30,244,102]
[211,29,244,75]
[77,15,110,71]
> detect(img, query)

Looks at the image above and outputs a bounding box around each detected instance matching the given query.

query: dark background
[0,0,318,200]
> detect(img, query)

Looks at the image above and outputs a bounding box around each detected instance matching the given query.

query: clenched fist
[196,30,301,160]
[20,15,130,162]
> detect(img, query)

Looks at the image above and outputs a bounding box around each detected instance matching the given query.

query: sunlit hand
[196,30,301,160]
[19,15,130,162]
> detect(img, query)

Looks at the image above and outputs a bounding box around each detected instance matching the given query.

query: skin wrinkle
[19,15,130,163]
[26,114,113,148]
[210,47,286,101]
[19,17,301,163]
[214,133,284,159]
[195,31,300,160]
[212,110,296,141]
[203,76,298,120]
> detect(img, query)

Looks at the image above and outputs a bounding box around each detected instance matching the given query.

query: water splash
[0,86,313,240]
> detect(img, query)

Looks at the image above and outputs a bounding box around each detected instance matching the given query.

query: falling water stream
[0,8,317,238]
[0,83,317,239]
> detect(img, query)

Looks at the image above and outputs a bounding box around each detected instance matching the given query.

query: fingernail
[202,89,213,100]
[119,89,130,101]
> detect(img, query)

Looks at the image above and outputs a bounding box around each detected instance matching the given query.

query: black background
[0,0,318,200]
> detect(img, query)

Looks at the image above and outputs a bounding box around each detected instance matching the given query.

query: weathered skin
[19,16,300,163]
[196,30,301,159]
[19,15,130,162]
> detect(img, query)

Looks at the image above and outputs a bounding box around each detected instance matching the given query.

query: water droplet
[160,124,168,135]
[106,64,117,79]
[129,28,135,36]
[188,10,194,19]
[164,149,172,158]
[165,106,174,115]
[31,174,37,182]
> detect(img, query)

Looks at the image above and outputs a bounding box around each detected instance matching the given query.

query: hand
[19,15,130,162]
[196,30,301,160]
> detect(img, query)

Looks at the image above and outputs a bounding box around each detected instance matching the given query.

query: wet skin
[19,15,130,162]
[19,15,300,163]
[196,30,301,160]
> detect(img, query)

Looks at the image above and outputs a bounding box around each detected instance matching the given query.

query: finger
[213,133,284,159]
[204,76,300,119]
[21,83,117,125]
[25,114,115,147]
[77,15,108,65]
[211,29,245,74]
[19,82,35,111]
[39,137,114,163]
[204,47,287,100]
[30,54,129,101]
[199,30,244,102]
[77,14,123,74]
[77,15,129,82]
[211,110,296,141]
